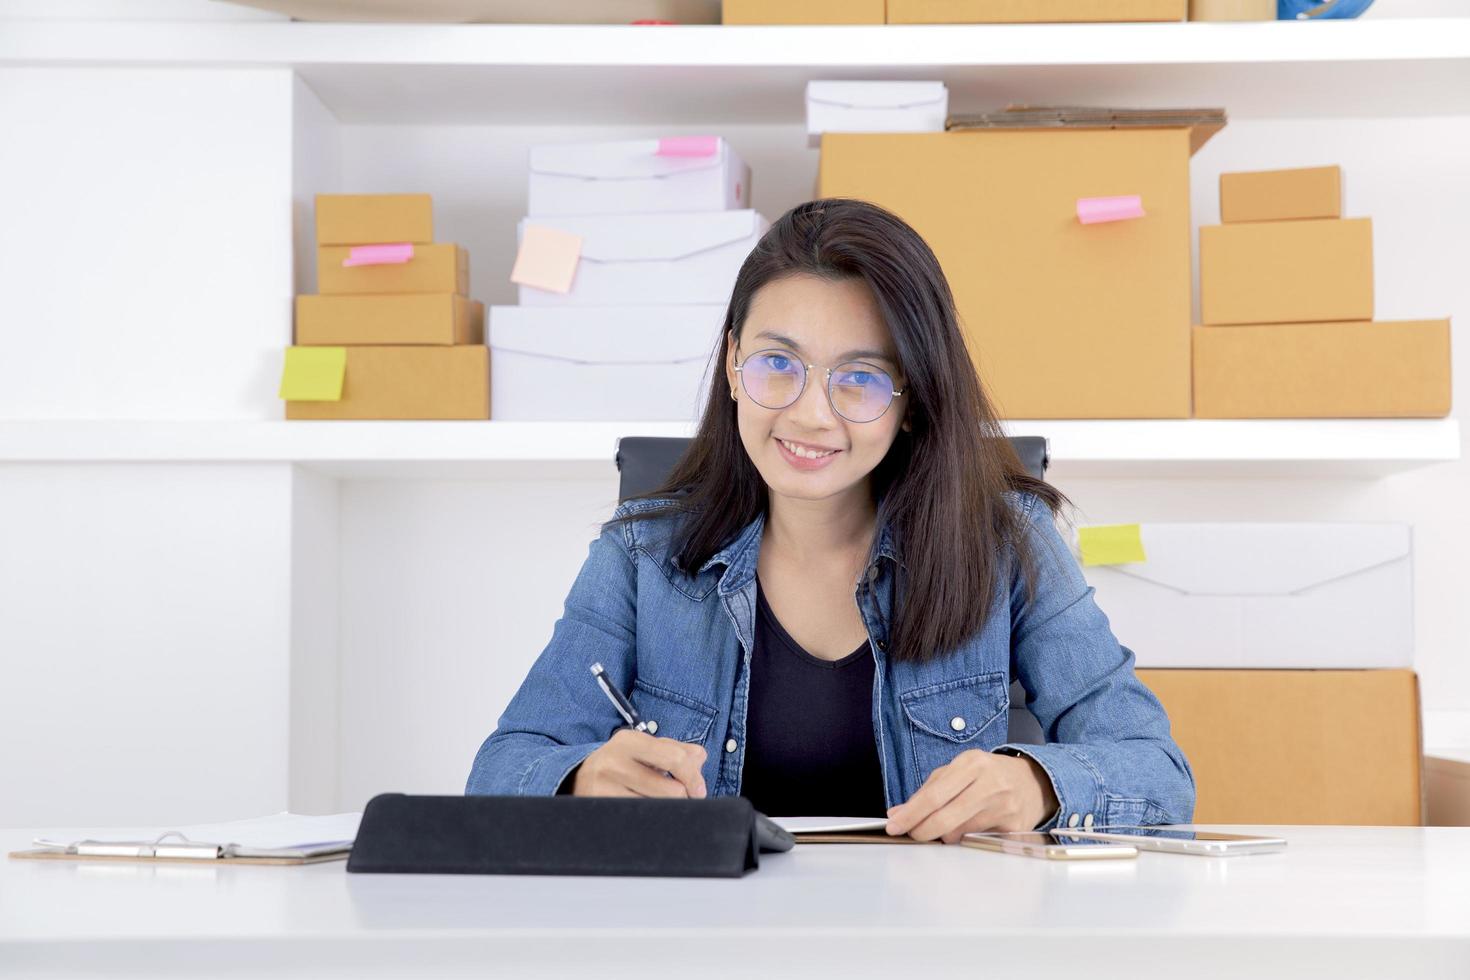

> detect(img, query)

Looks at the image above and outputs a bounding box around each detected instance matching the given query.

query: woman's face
[725,274,908,506]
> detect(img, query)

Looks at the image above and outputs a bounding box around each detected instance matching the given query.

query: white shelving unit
[2,9,1466,827]
[0,418,1459,478]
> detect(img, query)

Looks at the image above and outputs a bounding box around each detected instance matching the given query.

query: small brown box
[285,345,489,420]
[1189,0,1276,19]
[1200,218,1372,325]
[887,0,1184,22]
[295,294,484,346]
[723,0,884,22]
[1137,669,1422,826]
[1192,319,1452,418]
[315,194,433,246]
[317,244,468,296]
[1220,166,1342,223]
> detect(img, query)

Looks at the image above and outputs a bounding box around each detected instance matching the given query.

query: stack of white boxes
[489,136,769,421]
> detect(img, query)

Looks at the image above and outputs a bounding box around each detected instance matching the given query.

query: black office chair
[614,435,1048,745]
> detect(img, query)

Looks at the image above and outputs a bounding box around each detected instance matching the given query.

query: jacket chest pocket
[900,673,1010,786]
[630,679,718,747]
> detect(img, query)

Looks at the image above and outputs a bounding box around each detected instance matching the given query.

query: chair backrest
[613,435,1049,746]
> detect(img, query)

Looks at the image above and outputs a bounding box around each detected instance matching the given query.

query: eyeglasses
[733,347,904,424]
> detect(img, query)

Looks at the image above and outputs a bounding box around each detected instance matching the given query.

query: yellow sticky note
[1077,524,1147,567]
[510,224,582,293]
[279,346,346,401]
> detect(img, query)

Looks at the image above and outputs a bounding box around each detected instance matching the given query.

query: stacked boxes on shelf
[282,194,489,420]
[1075,520,1423,825]
[724,0,1185,23]
[490,137,769,421]
[1194,165,1452,418]
[818,107,1224,418]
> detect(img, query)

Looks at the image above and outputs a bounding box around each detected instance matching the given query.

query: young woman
[467,198,1194,842]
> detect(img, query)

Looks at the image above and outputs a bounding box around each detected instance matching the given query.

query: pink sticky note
[342,243,414,267]
[1077,195,1146,225]
[510,225,582,294]
[657,136,720,158]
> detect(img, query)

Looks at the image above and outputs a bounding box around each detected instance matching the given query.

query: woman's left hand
[884,750,1059,843]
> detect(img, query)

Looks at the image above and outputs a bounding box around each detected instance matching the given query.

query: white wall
[0,464,295,827]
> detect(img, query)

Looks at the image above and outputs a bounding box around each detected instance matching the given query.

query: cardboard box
[317,244,468,296]
[818,129,1195,418]
[1189,0,1275,19]
[888,0,1184,22]
[488,305,723,421]
[723,0,884,23]
[1200,218,1372,325]
[1083,523,1413,668]
[806,81,947,149]
[528,137,749,217]
[1192,319,1451,418]
[516,210,769,307]
[1136,669,1422,825]
[295,294,483,346]
[1220,165,1342,223]
[315,194,433,246]
[284,345,488,420]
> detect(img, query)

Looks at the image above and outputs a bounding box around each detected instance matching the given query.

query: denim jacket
[466,491,1195,830]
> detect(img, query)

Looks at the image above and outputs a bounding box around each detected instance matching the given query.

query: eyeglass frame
[732,345,906,424]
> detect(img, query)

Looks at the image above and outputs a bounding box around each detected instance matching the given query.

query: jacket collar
[700,500,903,597]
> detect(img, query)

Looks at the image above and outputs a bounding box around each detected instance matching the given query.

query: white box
[528,137,750,216]
[516,210,769,307]
[805,81,948,149]
[488,305,725,421]
[1080,523,1413,669]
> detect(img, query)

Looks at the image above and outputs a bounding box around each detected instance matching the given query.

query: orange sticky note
[510,225,582,294]
[1077,524,1147,566]
[279,346,346,402]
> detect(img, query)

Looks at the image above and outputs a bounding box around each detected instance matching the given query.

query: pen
[590,663,648,732]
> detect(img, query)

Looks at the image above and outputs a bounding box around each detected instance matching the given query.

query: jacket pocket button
[950,716,966,732]
[645,720,658,735]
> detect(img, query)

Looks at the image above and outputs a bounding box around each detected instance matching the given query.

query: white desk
[4,824,1468,979]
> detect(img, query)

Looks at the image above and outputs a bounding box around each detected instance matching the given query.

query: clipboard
[9,829,352,866]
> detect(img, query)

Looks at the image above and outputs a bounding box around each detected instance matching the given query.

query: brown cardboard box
[285,345,489,420]
[1189,0,1275,19]
[317,244,468,296]
[1220,165,1342,223]
[315,194,433,246]
[296,294,484,346]
[723,0,884,23]
[1137,669,1423,825]
[819,129,1195,418]
[1200,218,1372,325]
[1192,319,1452,418]
[888,0,1184,22]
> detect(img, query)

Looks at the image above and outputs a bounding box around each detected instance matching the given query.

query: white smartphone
[961,831,1137,860]
[1052,826,1287,857]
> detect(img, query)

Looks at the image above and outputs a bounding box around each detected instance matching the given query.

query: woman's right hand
[570,728,709,798]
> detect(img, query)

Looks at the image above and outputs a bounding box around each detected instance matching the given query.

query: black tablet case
[347,793,785,878]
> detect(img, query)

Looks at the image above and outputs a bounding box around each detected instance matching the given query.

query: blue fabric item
[1278,0,1375,19]
[465,492,1196,832]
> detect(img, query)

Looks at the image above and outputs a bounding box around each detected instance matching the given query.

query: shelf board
[4,20,1470,122]
[0,418,1457,479]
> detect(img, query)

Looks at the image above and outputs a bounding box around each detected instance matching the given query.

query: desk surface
[4,824,1469,979]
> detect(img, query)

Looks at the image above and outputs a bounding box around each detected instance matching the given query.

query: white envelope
[487,305,725,421]
[1080,523,1413,669]
[805,81,949,149]
[516,210,769,307]
[528,137,750,216]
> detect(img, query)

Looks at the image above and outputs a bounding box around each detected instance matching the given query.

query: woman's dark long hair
[610,198,1068,664]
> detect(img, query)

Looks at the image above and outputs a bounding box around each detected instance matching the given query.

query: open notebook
[772,816,926,845]
[10,811,363,865]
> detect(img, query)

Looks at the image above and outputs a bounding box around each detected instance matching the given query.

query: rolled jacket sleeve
[992,495,1196,830]
[465,515,641,797]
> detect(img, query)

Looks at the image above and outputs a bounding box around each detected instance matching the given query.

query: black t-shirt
[739,576,888,818]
